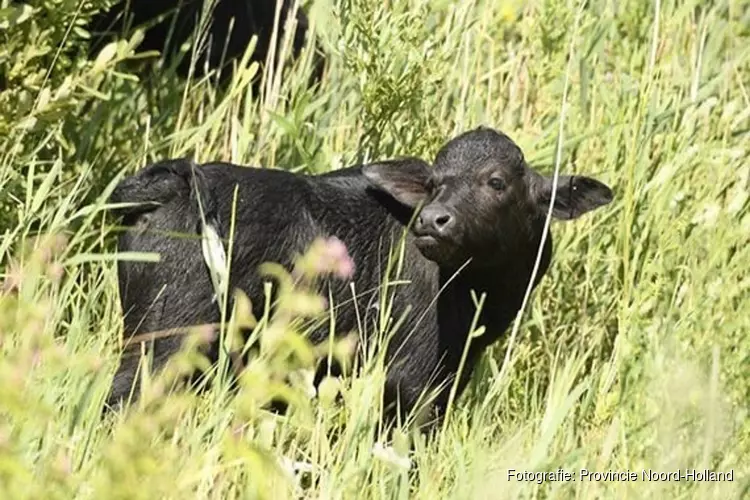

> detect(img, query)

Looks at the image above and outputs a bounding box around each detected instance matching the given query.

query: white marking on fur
[201,220,229,306]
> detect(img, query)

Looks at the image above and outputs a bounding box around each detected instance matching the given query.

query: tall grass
[1,0,748,498]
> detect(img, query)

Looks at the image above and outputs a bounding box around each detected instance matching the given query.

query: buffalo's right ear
[362,158,432,208]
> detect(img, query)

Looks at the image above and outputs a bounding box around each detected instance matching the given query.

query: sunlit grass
[0,0,748,498]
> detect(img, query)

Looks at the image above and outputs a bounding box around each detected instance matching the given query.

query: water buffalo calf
[107,127,614,423]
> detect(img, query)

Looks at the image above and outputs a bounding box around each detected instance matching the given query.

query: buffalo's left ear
[531,173,614,220]
[362,157,432,208]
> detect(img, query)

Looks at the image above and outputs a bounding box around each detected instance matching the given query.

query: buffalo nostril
[435,214,451,228]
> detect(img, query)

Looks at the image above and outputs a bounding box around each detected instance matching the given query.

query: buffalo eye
[488,177,506,191]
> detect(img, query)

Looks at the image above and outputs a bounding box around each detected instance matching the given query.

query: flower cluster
[293,236,355,281]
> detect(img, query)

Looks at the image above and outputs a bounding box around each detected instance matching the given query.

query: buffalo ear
[362,157,432,208]
[531,173,614,220]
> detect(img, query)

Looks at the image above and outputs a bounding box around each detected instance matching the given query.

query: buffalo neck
[437,228,553,343]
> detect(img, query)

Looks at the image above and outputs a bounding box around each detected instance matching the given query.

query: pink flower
[320,237,355,279]
[294,236,357,281]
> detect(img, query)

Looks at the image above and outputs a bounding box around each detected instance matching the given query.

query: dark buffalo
[106,126,613,424]
[88,0,323,87]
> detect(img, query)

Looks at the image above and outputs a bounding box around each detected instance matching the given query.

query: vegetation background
[0,0,748,498]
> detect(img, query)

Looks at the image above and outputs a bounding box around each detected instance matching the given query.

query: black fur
[107,127,614,425]
[88,0,324,88]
